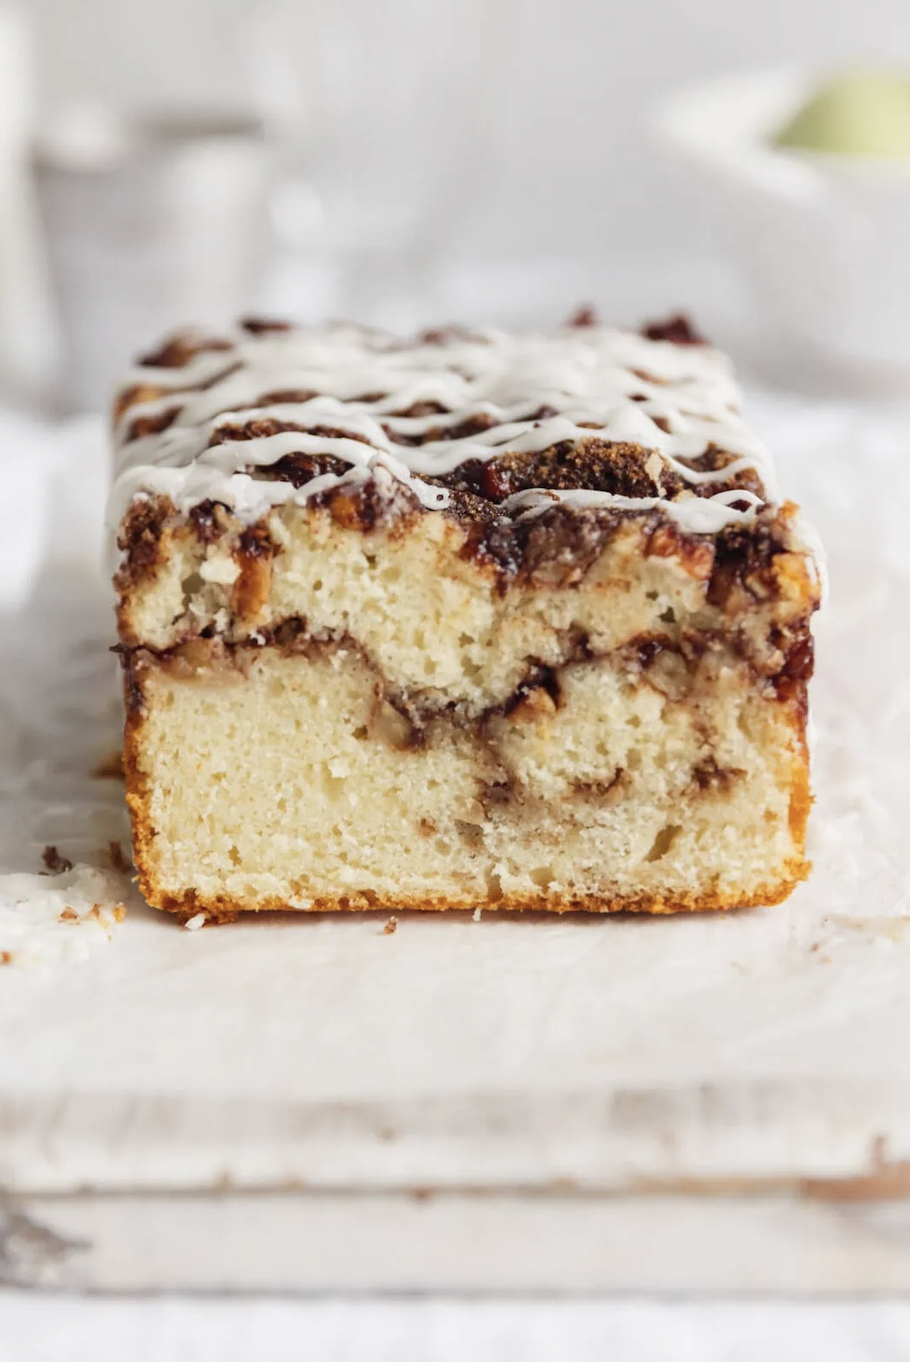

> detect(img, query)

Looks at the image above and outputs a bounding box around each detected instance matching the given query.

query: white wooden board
[1,397,909,1291]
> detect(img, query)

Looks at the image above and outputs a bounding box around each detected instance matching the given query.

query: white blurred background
[0,0,904,408]
[27,0,910,269]
[24,0,910,296]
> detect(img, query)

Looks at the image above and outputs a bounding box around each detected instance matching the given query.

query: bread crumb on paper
[42,845,73,875]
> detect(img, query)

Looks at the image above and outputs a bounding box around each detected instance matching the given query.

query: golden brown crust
[122,674,153,889]
[134,872,811,926]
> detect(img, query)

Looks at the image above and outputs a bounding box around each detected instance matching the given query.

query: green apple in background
[775,71,910,158]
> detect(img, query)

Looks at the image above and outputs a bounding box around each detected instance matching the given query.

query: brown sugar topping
[567,305,599,328]
[641,314,706,346]
[433,440,681,505]
[138,334,233,369]
[239,316,294,336]
[125,405,180,442]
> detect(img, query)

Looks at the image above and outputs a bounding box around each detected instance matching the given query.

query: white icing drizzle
[502,486,767,535]
[108,321,781,538]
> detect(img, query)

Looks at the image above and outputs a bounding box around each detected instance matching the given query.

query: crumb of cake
[93,751,125,780]
[567,304,598,328]
[184,912,206,931]
[382,916,398,935]
[641,314,706,345]
[239,315,293,336]
[42,845,73,875]
[2,867,128,966]
[107,840,131,873]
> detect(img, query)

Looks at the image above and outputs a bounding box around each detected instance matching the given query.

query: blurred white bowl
[656,67,910,390]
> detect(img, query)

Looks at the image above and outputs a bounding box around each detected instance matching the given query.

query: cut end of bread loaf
[111,317,821,919]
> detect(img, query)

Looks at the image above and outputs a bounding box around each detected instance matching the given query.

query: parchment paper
[0,392,907,1195]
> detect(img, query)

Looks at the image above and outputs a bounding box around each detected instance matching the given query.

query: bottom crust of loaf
[124,640,811,923]
[138,883,805,926]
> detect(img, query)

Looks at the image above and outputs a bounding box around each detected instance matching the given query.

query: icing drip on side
[108,321,779,539]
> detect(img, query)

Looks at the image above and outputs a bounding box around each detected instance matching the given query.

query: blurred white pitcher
[35,104,274,413]
[657,67,910,391]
